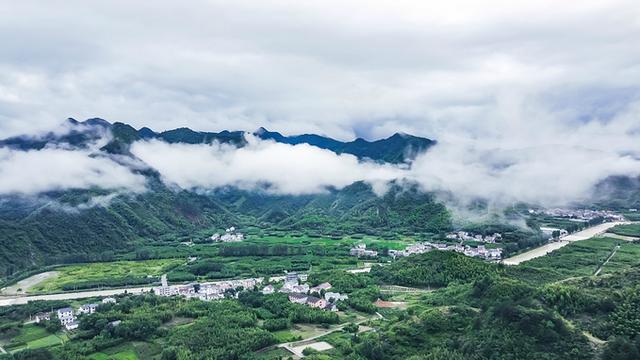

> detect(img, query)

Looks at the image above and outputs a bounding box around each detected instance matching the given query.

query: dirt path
[594,245,620,276]
[502,221,632,265]
[0,271,60,295]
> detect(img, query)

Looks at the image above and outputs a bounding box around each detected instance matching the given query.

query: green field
[88,342,161,360]
[5,325,67,353]
[515,237,640,281]
[30,259,183,293]
[609,223,640,237]
[254,347,293,359]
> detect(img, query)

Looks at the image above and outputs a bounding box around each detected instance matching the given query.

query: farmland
[28,259,183,294]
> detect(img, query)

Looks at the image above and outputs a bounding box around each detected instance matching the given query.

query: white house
[65,321,79,331]
[34,312,51,323]
[78,303,98,315]
[59,315,75,326]
[262,285,275,295]
[56,307,73,320]
[102,297,117,304]
[324,292,348,302]
[310,282,332,293]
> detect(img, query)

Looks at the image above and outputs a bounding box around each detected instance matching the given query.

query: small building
[65,321,79,331]
[288,293,308,304]
[310,282,332,293]
[349,244,378,257]
[56,307,73,320]
[59,315,75,326]
[540,227,568,239]
[78,303,98,315]
[34,312,51,323]
[324,292,348,302]
[306,296,328,309]
[102,297,117,304]
[262,285,275,295]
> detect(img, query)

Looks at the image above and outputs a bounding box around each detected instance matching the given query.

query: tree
[601,337,640,360]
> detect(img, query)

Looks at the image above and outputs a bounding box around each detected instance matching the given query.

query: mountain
[0,118,435,163]
[254,127,434,163]
[0,119,445,277]
[0,179,451,277]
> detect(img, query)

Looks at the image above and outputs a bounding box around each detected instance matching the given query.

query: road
[0,268,365,307]
[0,286,152,306]
[502,221,632,265]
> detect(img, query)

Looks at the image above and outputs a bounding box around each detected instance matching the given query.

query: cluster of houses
[210,226,245,242]
[530,208,625,222]
[263,273,347,311]
[153,278,261,301]
[445,231,502,243]
[389,242,503,261]
[349,243,378,257]
[34,297,117,331]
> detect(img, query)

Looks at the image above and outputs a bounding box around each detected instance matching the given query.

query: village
[30,272,348,334]
[152,272,347,312]
[350,230,504,261]
[529,208,626,222]
[209,226,244,242]
[33,297,117,331]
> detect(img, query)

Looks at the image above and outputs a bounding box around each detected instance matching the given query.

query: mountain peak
[82,118,111,127]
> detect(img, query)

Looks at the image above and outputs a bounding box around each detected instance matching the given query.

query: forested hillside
[0,181,452,277]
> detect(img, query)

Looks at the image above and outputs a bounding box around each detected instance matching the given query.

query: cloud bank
[0,1,639,207]
[1,0,638,141]
[0,147,146,195]
[130,136,405,195]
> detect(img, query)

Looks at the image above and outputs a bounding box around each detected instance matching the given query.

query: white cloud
[0,148,146,195]
[0,0,638,140]
[130,136,405,195]
[0,1,639,207]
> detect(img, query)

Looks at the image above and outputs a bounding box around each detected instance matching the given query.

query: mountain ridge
[0,118,435,164]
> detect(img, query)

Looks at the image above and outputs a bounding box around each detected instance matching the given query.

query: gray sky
[1,0,638,140]
[1,1,639,206]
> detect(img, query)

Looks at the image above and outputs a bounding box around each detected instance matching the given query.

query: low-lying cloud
[0,147,146,195]
[1,98,639,209]
[130,136,405,195]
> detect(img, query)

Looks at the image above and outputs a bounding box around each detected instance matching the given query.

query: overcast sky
[1,1,639,206]
[1,0,638,141]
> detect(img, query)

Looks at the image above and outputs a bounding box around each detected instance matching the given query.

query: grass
[88,342,159,360]
[6,325,67,353]
[254,347,292,359]
[514,237,640,283]
[609,224,640,237]
[27,334,65,349]
[9,324,48,344]
[30,259,183,293]
[272,330,301,343]
[89,350,138,360]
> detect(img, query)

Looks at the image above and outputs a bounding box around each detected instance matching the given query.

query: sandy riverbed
[0,271,60,296]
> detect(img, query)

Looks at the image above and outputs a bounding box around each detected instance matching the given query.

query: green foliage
[601,337,640,360]
[372,251,499,287]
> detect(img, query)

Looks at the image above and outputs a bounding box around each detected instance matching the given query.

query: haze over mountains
[2,117,639,207]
